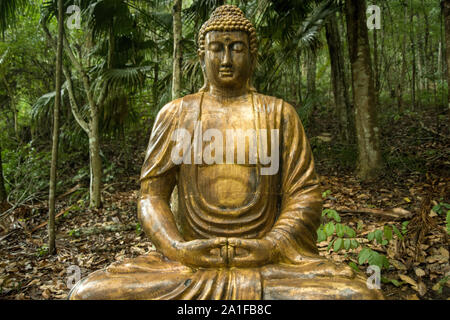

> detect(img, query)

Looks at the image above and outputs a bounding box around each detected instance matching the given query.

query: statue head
[197,5,257,93]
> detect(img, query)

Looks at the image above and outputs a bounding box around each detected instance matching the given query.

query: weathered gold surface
[69,5,384,300]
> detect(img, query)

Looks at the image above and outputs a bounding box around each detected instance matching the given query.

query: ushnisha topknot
[198,4,257,57]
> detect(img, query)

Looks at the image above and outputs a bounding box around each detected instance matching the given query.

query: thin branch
[42,22,90,134]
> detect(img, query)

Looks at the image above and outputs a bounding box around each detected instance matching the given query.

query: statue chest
[187,103,265,208]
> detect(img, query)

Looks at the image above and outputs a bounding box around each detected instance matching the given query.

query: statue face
[203,31,253,91]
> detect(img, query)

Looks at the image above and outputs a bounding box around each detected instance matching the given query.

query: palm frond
[0,0,28,32]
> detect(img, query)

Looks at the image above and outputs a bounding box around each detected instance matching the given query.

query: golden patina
[69,5,384,300]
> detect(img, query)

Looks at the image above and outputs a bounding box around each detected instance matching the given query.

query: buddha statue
[69,5,384,300]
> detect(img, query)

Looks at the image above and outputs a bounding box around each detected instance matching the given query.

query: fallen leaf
[414,268,426,277]
[416,281,427,296]
[406,294,420,300]
[399,274,418,288]
[439,247,449,259]
[391,260,407,271]
[42,288,51,299]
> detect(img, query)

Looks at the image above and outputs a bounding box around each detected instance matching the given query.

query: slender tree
[325,12,352,141]
[47,0,64,255]
[172,0,182,100]
[306,51,317,96]
[443,0,450,110]
[0,144,7,203]
[345,0,382,180]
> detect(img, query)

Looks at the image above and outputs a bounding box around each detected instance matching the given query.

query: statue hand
[226,238,279,268]
[175,238,227,268]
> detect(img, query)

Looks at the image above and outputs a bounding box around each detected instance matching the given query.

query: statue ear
[198,54,209,92]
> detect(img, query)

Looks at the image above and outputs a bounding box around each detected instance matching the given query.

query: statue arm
[138,174,183,261]
[264,102,323,264]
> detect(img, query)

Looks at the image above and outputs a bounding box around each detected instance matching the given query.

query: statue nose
[221,47,232,67]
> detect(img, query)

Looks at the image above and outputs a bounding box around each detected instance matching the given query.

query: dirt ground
[0,171,448,300]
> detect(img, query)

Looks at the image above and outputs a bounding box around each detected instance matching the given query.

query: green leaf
[344,239,351,250]
[384,226,393,241]
[316,228,327,242]
[332,211,341,223]
[368,251,383,269]
[358,248,371,265]
[392,225,403,240]
[327,239,334,252]
[323,209,341,222]
[402,221,410,235]
[345,226,356,238]
[322,190,332,199]
[375,229,383,244]
[324,222,335,237]
[334,238,343,252]
[336,223,344,237]
[432,204,442,214]
[351,239,359,249]
[349,262,360,272]
[368,232,375,242]
[390,279,401,287]
[381,239,389,246]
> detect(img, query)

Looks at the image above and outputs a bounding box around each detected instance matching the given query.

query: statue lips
[219,67,233,77]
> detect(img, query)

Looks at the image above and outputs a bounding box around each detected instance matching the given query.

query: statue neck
[208,85,249,100]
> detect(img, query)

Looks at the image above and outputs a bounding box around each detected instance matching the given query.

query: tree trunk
[345,0,383,181]
[373,28,380,107]
[296,52,303,106]
[410,1,417,110]
[172,0,182,100]
[325,13,352,142]
[2,77,19,142]
[306,51,317,96]
[0,144,7,203]
[88,110,102,208]
[48,0,64,255]
[41,20,103,209]
[443,0,450,110]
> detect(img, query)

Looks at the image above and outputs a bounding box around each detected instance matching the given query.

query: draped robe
[69,92,383,300]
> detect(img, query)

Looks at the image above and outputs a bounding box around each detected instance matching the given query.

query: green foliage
[358,248,390,270]
[135,222,142,235]
[317,209,360,253]
[433,276,449,294]
[434,202,450,235]
[2,144,51,202]
[322,189,332,199]
[36,245,49,257]
[432,202,450,215]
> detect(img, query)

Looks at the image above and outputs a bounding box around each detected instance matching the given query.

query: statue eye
[208,43,223,52]
[232,43,245,52]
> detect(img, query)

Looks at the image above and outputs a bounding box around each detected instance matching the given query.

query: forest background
[0,0,448,300]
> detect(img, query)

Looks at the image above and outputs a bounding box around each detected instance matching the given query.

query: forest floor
[0,105,449,300]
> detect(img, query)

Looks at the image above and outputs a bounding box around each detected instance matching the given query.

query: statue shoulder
[252,92,296,116]
[155,92,203,121]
